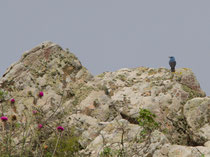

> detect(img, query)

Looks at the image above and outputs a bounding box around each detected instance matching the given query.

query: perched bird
[169,56,176,72]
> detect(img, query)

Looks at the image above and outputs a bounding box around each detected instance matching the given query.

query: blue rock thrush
[169,56,176,72]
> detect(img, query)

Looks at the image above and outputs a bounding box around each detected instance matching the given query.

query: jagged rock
[180,68,206,96]
[154,144,210,157]
[184,97,210,143]
[80,119,169,157]
[66,113,102,148]
[0,42,209,156]
[90,67,207,146]
[0,41,93,153]
[76,90,115,121]
[205,141,210,148]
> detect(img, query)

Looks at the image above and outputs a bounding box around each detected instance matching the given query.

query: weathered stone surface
[184,97,210,142]
[154,144,210,157]
[0,42,209,156]
[90,67,207,146]
[205,141,210,148]
[0,41,93,152]
[80,119,169,157]
[180,68,206,97]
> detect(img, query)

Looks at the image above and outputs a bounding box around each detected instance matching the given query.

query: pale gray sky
[0,1,210,95]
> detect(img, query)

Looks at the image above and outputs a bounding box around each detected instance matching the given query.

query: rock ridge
[0,41,209,157]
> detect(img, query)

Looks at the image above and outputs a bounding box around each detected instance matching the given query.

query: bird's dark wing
[169,61,176,68]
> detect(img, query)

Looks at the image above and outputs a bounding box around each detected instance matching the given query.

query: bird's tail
[171,68,175,72]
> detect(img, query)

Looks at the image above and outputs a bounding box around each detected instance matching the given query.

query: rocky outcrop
[184,98,210,143]
[0,41,92,117]
[0,41,209,156]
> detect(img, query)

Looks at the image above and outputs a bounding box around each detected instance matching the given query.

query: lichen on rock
[0,42,209,156]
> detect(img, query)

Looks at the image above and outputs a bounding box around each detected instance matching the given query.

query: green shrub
[100,147,112,157]
[137,108,159,141]
[45,131,80,157]
[0,89,7,101]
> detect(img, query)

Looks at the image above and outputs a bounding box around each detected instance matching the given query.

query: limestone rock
[91,67,207,146]
[0,41,93,152]
[154,144,210,157]
[184,97,210,142]
[205,141,210,148]
[0,42,209,156]
[81,119,169,157]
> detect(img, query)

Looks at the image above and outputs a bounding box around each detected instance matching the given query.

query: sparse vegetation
[148,69,157,75]
[137,108,159,142]
[72,84,94,105]
[46,130,80,157]
[116,74,127,82]
[1,41,209,157]
[182,84,202,100]
[0,89,8,101]
[0,92,81,157]
[100,147,112,157]
[97,72,106,78]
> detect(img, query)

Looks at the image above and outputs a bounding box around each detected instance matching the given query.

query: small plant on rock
[100,146,112,157]
[0,89,8,101]
[46,128,80,157]
[137,108,159,142]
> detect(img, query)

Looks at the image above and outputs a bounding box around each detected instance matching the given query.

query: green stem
[52,132,62,157]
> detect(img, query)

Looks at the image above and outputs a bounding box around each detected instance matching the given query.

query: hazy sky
[0,1,210,95]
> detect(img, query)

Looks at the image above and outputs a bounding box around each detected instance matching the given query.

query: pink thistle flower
[57,126,64,132]
[1,116,8,122]
[32,110,38,114]
[38,124,43,129]
[11,98,15,103]
[39,91,44,97]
